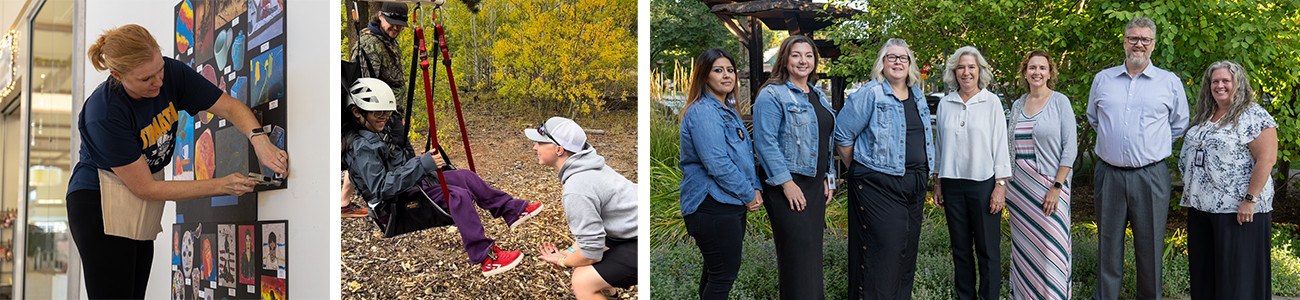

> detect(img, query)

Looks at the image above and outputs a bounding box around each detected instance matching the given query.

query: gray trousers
[1092,161,1169,300]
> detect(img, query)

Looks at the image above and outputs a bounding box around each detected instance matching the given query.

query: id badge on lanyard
[1193,126,1209,168]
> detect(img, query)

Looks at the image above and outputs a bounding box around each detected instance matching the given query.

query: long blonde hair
[87,24,160,74]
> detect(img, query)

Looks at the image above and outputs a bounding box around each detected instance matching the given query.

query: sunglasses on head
[537,120,560,146]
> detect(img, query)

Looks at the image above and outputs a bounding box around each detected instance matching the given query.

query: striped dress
[1006,117,1072,300]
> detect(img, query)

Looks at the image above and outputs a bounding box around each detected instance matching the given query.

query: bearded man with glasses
[1085,16,1190,300]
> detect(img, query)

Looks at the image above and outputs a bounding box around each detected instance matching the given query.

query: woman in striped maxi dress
[1006,50,1077,299]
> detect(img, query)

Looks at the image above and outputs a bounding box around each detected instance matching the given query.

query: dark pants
[940,178,1002,300]
[684,196,747,300]
[1187,209,1272,300]
[66,189,153,300]
[418,169,527,263]
[847,163,926,300]
[762,173,826,300]
[1093,161,1169,300]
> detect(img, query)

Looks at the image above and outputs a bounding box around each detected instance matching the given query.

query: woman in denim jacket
[678,48,763,300]
[752,35,835,300]
[832,38,935,299]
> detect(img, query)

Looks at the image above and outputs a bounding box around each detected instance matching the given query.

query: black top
[809,91,834,177]
[903,93,928,171]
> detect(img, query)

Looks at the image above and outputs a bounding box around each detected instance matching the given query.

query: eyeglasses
[1125,36,1154,46]
[537,120,560,146]
[884,54,911,63]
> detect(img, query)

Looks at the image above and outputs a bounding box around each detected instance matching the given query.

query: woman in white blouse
[1180,60,1278,299]
[932,46,1011,300]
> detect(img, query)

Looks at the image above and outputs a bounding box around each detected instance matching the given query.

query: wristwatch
[996,179,1007,186]
[248,127,267,139]
[1243,194,1258,203]
[1052,181,1064,189]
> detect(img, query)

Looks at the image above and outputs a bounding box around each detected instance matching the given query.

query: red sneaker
[340,203,369,218]
[481,245,522,277]
[508,202,544,230]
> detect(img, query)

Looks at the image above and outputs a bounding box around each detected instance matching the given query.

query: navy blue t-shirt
[68,57,222,194]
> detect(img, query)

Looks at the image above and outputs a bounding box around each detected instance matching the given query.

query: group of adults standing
[677,16,1278,299]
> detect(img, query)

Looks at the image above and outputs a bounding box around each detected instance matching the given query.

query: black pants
[940,178,1002,300]
[66,189,153,300]
[762,173,826,300]
[1187,209,1272,300]
[684,195,748,300]
[847,163,926,300]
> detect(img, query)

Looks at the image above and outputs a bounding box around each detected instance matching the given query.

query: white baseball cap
[524,117,587,153]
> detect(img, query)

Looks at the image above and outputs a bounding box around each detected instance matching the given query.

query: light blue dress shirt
[1086,63,1190,168]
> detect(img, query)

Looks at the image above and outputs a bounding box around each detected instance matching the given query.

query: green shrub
[650,230,850,300]
[1274,239,1300,296]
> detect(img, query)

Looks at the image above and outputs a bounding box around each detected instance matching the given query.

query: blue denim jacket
[753,81,837,186]
[679,92,761,216]
[832,80,935,176]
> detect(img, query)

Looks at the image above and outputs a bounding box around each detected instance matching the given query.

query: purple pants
[412,169,527,263]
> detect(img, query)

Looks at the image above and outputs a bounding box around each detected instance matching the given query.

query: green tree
[492,0,637,116]
[650,0,742,73]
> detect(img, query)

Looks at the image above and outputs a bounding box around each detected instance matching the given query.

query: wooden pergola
[702,0,860,110]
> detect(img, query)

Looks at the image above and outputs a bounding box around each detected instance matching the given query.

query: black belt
[1106,160,1163,171]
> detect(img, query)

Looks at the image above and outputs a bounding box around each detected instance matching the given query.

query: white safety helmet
[348,78,398,112]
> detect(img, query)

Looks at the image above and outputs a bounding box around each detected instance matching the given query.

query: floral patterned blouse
[1179,103,1276,214]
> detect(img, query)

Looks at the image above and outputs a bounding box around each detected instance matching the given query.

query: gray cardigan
[1008,91,1078,176]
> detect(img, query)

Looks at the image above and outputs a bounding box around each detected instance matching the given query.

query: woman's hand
[746,191,763,212]
[537,243,571,269]
[824,179,833,205]
[251,135,289,177]
[781,181,805,211]
[1237,201,1257,225]
[989,182,1006,214]
[931,179,945,208]
[218,173,256,196]
[1042,186,1061,215]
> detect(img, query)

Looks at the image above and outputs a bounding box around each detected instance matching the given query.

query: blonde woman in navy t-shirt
[67,24,288,299]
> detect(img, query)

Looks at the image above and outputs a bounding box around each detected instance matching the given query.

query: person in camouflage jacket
[350,2,408,106]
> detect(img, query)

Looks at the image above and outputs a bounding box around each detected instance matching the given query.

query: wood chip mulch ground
[342,98,639,300]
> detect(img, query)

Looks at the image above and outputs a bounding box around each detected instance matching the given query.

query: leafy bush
[650,230,850,300]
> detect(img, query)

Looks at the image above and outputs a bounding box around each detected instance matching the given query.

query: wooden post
[832,76,846,111]
[747,16,765,107]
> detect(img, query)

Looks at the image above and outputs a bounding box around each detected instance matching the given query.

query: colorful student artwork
[173,221,283,300]
[249,45,283,107]
[194,128,214,180]
[260,276,285,300]
[218,224,237,288]
[173,0,288,295]
[238,225,256,285]
[175,0,193,54]
[261,222,284,274]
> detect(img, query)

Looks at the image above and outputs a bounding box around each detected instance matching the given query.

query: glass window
[24,0,74,299]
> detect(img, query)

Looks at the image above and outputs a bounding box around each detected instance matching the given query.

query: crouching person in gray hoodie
[525,117,638,299]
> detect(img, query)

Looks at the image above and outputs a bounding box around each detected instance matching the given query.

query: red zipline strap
[433,8,476,172]
[416,22,451,203]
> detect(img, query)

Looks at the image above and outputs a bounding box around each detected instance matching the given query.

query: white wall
[80,1,335,299]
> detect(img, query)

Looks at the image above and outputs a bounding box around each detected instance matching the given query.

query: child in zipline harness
[343,78,543,276]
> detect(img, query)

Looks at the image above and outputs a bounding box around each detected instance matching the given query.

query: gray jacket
[559,147,638,260]
[345,130,439,208]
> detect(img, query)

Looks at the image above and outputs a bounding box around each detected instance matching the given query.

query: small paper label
[198,290,205,297]
[209,281,216,288]
[232,17,239,26]
[219,119,227,127]
[186,278,191,285]
[269,100,278,110]
[172,265,178,271]
[229,288,236,295]
[261,42,269,52]
[195,121,201,128]
[228,72,235,81]
[188,48,192,55]
[278,269,286,278]
[224,65,231,74]
[247,285,255,293]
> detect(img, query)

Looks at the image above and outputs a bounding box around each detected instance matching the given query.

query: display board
[172,220,288,300]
